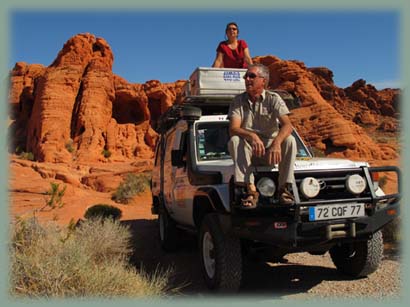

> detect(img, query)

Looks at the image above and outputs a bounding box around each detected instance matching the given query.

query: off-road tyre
[158,203,178,252]
[329,230,383,277]
[199,213,242,292]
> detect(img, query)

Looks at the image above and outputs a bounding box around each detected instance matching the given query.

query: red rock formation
[25,34,112,162]
[8,33,187,163]
[253,55,399,162]
[8,62,46,151]
[71,38,116,163]
[113,75,150,125]
[8,34,399,165]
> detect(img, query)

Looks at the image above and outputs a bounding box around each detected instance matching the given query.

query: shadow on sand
[120,218,379,298]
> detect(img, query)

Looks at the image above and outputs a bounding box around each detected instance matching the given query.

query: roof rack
[154,67,302,133]
[155,97,232,133]
[155,89,301,133]
[155,103,201,133]
[182,95,231,114]
[155,104,184,133]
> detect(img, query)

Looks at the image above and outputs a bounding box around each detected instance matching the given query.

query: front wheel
[330,230,383,277]
[199,214,242,292]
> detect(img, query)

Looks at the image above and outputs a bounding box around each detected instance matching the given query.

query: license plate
[309,203,365,221]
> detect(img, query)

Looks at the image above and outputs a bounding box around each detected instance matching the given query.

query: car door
[162,130,177,213]
[172,131,196,226]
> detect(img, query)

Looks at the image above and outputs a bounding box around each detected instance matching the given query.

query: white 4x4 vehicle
[151,68,401,292]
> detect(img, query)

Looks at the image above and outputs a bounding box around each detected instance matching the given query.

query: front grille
[295,169,371,203]
[254,168,373,206]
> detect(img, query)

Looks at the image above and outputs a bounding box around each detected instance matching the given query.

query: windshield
[197,122,231,161]
[196,122,311,161]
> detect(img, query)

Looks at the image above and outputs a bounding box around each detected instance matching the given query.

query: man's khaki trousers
[228,134,297,188]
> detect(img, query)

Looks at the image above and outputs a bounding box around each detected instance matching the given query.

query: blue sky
[10,10,400,89]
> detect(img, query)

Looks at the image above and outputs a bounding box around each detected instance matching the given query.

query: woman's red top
[216,39,249,68]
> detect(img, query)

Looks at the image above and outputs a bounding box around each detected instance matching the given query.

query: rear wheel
[158,203,178,251]
[199,214,242,292]
[330,230,383,277]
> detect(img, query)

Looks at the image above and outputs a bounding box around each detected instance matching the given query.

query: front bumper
[225,165,401,248]
[222,201,399,249]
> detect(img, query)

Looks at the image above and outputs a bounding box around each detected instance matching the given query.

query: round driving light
[256,177,276,197]
[346,174,366,194]
[300,177,321,198]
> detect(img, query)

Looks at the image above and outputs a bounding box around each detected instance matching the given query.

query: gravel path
[127,219,401,300]
[279,251,401,300]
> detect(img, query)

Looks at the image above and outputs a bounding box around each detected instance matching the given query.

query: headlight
[256,177,276,197]
[346,174,367,194]
[300,177,321,198]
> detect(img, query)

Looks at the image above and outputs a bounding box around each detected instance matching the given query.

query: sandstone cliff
[8,33,399,165]
[253,56,399,162]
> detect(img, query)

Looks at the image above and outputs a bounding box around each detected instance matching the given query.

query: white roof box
[184,67,247,97]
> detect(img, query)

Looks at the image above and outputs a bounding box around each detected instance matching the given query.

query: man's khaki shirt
[228,90,290,139]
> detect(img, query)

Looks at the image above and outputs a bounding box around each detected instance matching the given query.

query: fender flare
[195,187,228,213]
[193,187,229,229]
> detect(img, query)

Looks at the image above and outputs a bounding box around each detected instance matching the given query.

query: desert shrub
[42,182,66,210]
[18,151,35,161]
[101,149,112,158]
[10,217,173,298]
[84,204,122,221]
[112,173,150,204]
[65,139,75,153]
[15,146,24,155]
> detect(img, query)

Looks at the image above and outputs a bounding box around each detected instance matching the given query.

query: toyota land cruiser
[150,67,401,292]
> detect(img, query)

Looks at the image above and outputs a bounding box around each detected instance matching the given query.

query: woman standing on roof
[212,22,253,69]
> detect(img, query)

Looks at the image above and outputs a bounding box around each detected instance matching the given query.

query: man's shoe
[278,186,295,205]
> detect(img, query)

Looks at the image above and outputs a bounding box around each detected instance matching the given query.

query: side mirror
[171,149,185,167]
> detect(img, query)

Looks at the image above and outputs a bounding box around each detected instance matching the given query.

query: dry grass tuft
[111,173,150,204]
[10,217,174,298]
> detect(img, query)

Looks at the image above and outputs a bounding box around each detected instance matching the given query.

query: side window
[292,131,312,158]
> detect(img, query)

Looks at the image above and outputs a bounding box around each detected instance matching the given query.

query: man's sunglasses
[243,73,263,79]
